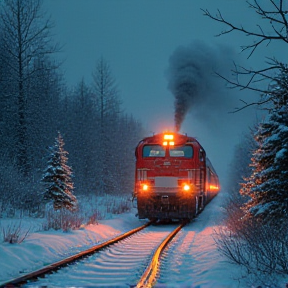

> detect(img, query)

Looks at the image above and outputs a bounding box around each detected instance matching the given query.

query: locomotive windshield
[143,145,165,157]
[143,145,193,158]
[170,145,193,158]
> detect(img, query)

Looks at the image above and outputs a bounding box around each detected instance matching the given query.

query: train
[134,131,220,220]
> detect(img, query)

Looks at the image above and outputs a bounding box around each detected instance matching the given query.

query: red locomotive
[134,132,220,220]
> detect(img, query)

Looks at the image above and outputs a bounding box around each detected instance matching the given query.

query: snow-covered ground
[0,193,285,287]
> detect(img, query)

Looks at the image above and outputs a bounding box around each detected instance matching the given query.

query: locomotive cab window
[143,145,165,157]
[169,145,193,158]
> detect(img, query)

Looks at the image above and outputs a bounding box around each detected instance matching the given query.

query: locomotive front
[134,132,212,220]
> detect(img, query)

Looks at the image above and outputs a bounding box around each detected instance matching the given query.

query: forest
[0,0,145,217]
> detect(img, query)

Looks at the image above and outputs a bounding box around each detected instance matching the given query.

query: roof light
[164,134,174,140]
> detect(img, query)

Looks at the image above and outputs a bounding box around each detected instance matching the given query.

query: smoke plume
[166,40,237,132]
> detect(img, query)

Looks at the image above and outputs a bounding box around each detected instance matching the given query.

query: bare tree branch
[201,0,288,58]
[202,0,288,111]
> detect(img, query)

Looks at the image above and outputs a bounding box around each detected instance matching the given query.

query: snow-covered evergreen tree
[42,132,77,211]
[240,63,288,224]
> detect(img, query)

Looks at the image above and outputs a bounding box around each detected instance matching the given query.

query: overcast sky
[43,0,286,185]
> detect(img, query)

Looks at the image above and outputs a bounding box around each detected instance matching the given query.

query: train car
[134,132,220,220]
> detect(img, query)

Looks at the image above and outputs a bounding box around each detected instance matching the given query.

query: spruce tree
[240,64,288,224]
[42,132,77,211]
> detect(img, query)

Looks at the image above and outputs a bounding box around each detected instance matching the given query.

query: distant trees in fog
[0,0,144,216]
[61,58,144,198]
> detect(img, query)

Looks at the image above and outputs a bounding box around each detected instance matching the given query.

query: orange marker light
[209,185,219,191]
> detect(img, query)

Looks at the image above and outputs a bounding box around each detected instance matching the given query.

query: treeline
[204,1,288,286]
[0,0,144,216]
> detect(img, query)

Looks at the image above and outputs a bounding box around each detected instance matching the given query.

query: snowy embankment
[0,213,141,284]
[0,192,273,287]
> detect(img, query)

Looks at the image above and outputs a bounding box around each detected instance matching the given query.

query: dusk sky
[43,0,286,185]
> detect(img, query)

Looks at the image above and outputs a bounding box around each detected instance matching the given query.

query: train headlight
[142,184,149,191]
[183,184,190,191]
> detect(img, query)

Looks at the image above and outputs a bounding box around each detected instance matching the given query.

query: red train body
[134,132,220,220]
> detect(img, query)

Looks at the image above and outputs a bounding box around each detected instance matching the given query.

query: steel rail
[0,221,153,288]
[136,221,186,288]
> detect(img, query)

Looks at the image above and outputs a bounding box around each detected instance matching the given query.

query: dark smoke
[166,40,237,132]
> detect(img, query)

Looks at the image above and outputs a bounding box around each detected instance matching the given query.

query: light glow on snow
[1,193,286,287]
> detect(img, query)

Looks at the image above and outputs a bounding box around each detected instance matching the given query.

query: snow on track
[25,225,178,287]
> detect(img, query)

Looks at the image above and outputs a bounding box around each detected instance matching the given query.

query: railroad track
[0,220,186,287]
[136,221,186,288]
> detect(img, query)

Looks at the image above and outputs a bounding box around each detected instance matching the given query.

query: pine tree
[240,64,288,224]
[42,132,77,211]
